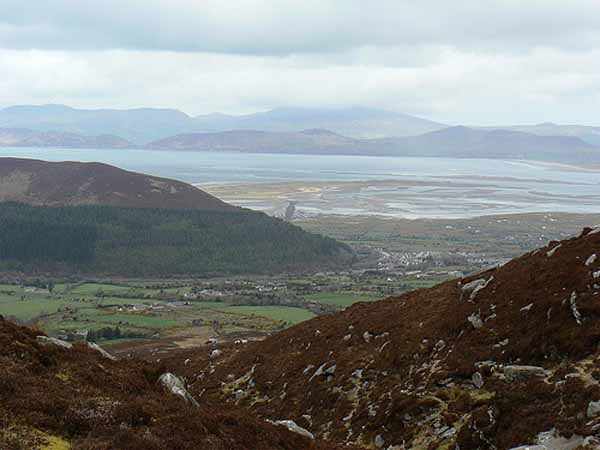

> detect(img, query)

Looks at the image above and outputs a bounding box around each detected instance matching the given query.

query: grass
[306,292,380,308]
[0,280,332,341]
[225,305,316,324]
[67,283,135,295]
[0,298,76,321]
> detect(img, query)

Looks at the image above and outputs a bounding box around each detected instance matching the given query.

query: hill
[146,129,363,154]
[192,106,447,138]
[0,128,132,149]
[0,157,235,210]
[148,126,600,163]
[166,227,600,449]
[372,126,600,163]
[0,159,352,276]
[0,104,446,143]
[490,123,600,147]
[0,104,195,143]
[0,318,348,450]
[0,202,352,276]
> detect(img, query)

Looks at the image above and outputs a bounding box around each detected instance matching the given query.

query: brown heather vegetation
[0,318,348,449]
[162,227,600,449]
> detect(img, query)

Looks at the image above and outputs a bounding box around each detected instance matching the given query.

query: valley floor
[2,211,599,356]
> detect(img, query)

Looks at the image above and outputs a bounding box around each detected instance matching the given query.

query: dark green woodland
[0,203,352,276]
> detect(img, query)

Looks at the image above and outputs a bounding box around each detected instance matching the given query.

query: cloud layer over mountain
[1,1,599,124]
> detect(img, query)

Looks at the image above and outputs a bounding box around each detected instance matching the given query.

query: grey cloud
[1,47,600,126]
[1,0,600,54]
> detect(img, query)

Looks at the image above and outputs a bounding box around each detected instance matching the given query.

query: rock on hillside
[0,318,350,450]
[167,227,600,449]
[0,157,236,210]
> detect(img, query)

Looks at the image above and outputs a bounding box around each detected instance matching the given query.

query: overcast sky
[1,0,599,125]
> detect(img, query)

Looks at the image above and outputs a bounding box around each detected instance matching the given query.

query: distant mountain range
[369,126,600,162]
[1,104,599,163]
[148,126,599,163]
[0,104,192,143]
[147,128,364,154]
[485,122,600,146]
[192,106,446,139]
[0,104,445,143]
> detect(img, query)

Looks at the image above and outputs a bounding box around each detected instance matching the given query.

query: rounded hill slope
[0,157,236,211]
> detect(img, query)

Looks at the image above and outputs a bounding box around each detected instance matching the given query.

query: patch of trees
[86,326,145,341]
[0,202,352,276]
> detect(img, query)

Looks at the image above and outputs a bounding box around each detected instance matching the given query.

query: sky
[1,0,599,125]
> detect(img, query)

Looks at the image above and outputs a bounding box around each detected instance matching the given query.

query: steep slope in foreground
[0,319,349,450]
[0,157,236,210]
[170,228,600,449]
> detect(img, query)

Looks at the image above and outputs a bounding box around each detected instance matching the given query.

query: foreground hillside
[0,318,349,450]
[166,227,600,449]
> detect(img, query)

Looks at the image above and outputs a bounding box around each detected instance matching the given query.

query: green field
[306,292,380,308]
[0,282,321,344]
[225,305,316,324]
[0,297,74,320]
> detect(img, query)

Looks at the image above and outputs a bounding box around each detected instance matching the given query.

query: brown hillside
[165,228,600,449]
[0,318,354,450]
[0,157,236,211]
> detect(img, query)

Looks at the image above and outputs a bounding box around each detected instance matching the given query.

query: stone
[585,254,597,267]
[468,313,484,329]
[546,244,562,257]
[503,365,549,381]
[472,371,484,388]
[271,420,314,440]
[234,389,245,400]
[87,341,117,360]
[509,446,547,450]
[569,291,582,325]
[309,362,335,382]
[352,369,363,379]
[209,349,222,359]
[587,400,600,419]
[469,276,494,301]
[36,335,72,349]
[461,278,487,292]
[158,372,199,407]
[375,434,385,448]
